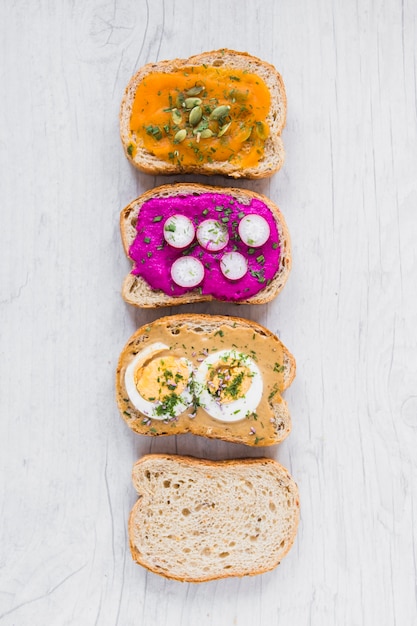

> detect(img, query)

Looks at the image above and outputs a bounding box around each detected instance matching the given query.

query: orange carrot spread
[128,65,271,169]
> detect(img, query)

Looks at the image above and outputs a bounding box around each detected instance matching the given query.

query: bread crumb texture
[129,455,299,582]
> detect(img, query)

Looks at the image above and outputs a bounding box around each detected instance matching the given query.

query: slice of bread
[129,454,300,582]
[116,314,296,447]
[120,49,287,179]
[120,183,291,308]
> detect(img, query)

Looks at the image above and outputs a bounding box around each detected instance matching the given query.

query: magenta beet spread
[129,192,280,301]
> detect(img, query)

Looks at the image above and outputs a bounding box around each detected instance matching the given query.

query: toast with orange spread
[120,49,287,178]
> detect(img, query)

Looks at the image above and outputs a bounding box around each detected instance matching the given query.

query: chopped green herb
[153,215,163,222]
[127,143,134,156]
[274,362,285,373]
[145,125,163,140]
[268,384,279,402]
[250,269,266,283]
[224,371,245,399]
[154,393,181,417]
[143,237,151,243]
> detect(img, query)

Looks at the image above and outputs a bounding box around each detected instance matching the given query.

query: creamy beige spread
[116,319,289,446]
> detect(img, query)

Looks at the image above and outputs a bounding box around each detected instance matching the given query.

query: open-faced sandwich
[120,49,287,178]
[120,183,291,308]
[116,314,295,447]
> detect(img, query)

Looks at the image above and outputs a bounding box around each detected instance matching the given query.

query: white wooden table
[1,1,416,624]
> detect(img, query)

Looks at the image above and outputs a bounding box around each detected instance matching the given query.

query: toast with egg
[120,49,286,179]
[120,183,291,308]
[129,454,300,582]
[116,314,295,447]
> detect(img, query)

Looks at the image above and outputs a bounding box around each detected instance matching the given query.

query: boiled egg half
[194,349,262,422]
[125,342,194,419]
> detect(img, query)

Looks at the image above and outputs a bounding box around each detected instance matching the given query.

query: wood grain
[0,0,416,624]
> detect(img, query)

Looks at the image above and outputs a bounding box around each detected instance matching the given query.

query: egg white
[194,349,262,422]
[124,342,194,419]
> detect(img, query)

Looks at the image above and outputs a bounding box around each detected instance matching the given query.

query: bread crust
[120,49,287,179]
[120,183,291,308]
[116,313,296,446]
[129,454,300,582]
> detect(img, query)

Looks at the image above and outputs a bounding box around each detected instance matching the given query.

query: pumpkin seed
[217,121,231,137]
[171,108,182,125]
[184,97,202,109]
[174,129,187,143]
[255,121,267,140]
[209,105,230,120]
[240,126,253,142]
[200,128,214,138]
[186,85,205,96]
[192,123,207,135]
[189,105,203,126]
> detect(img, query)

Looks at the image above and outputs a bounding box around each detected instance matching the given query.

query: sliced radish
[171,256,204,288]
[196,219,229,251]
[238,214,270,247]
[220,252,248,280]
[163,214,195,249]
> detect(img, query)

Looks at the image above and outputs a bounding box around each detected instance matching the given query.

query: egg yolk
[134,356,189,401]
[206,359,252,403]
[129,65,271,169]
